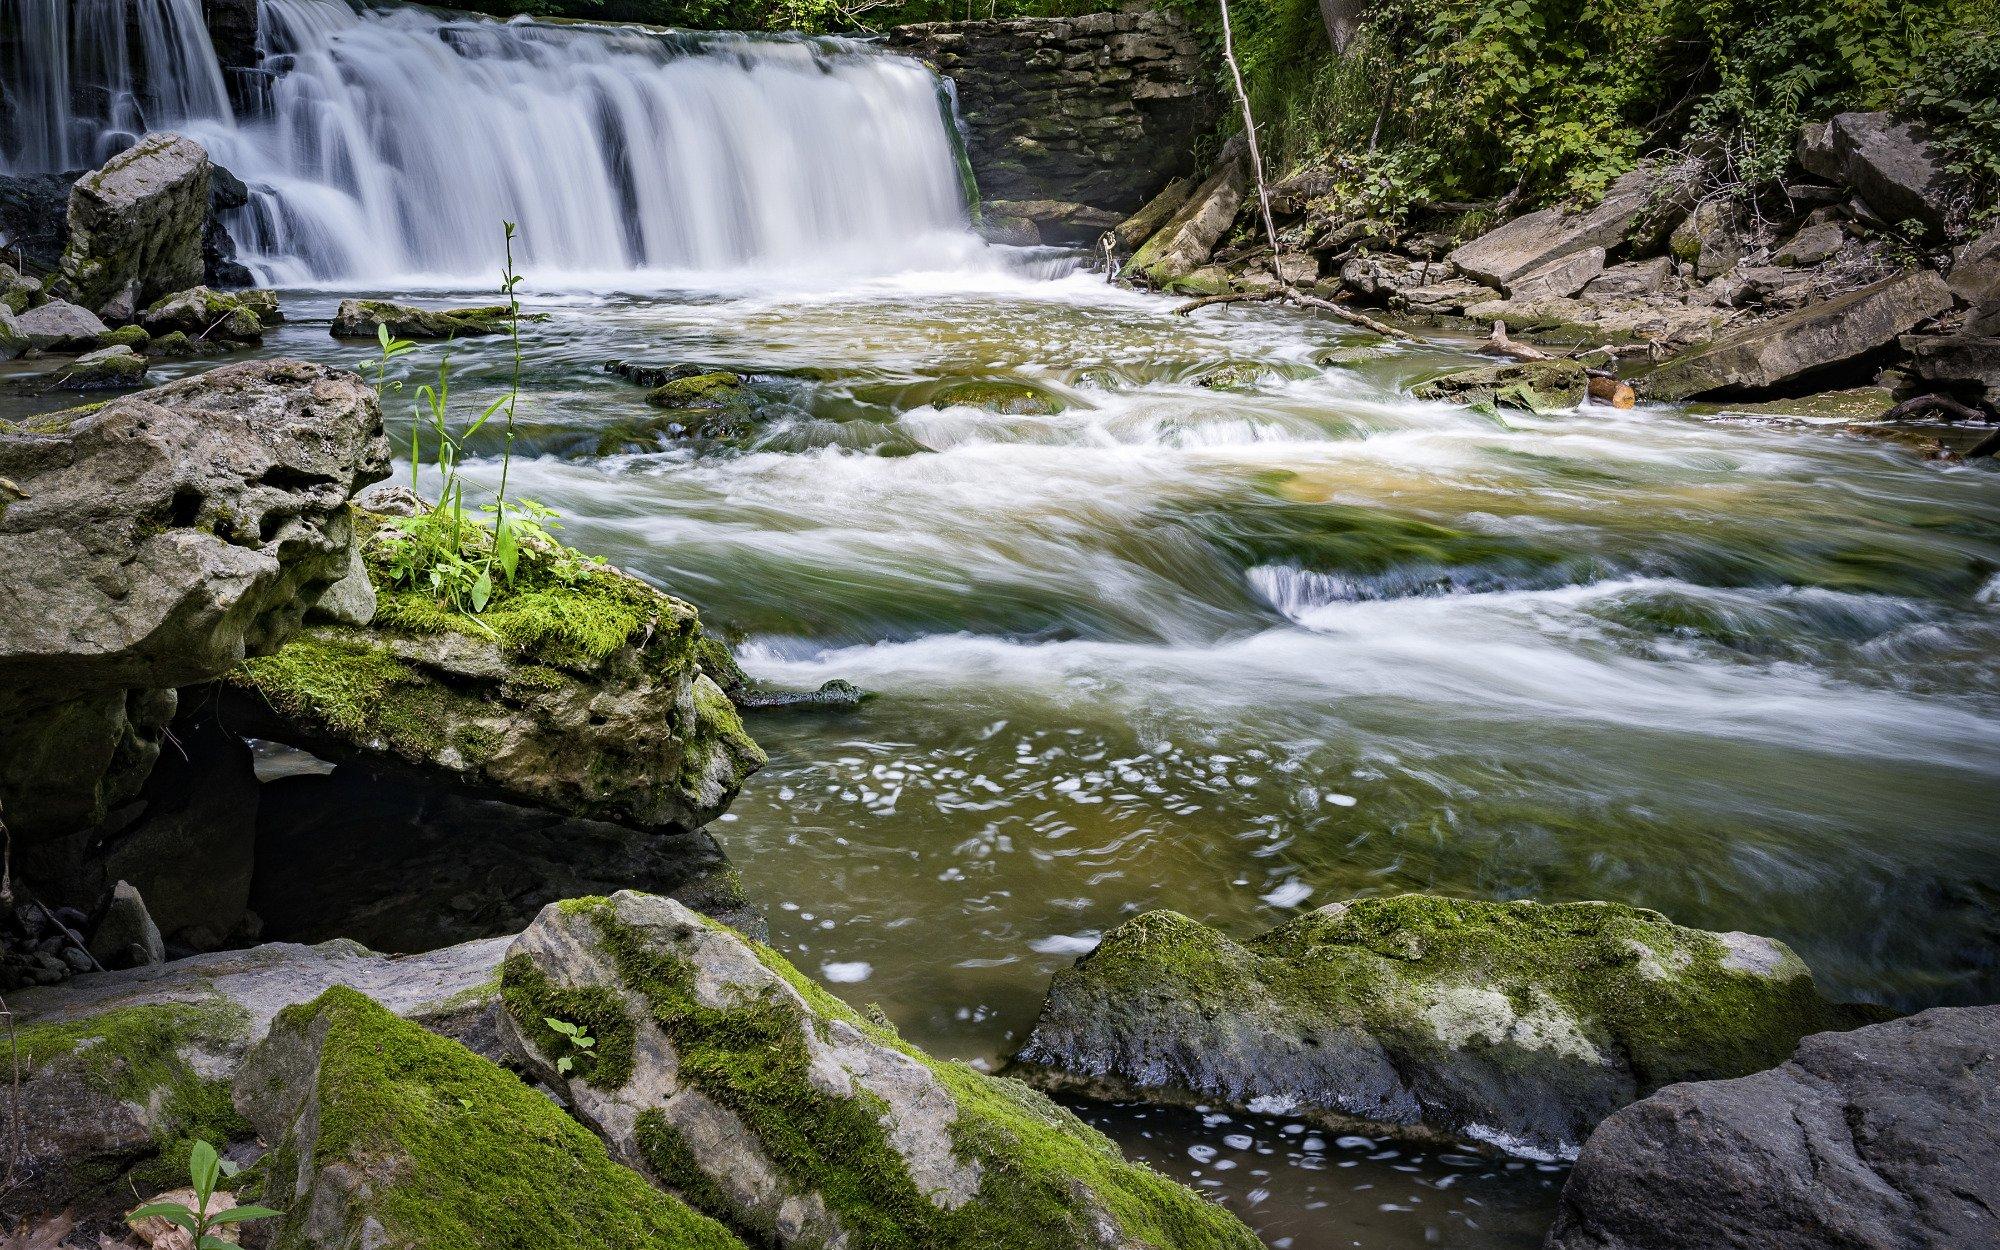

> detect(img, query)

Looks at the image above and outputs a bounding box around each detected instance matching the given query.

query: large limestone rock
[1130,135,1248,286]
[1904,333,2000,407]
[225,513,764,835]
[0,360,389,852]
[1448,159,1696,290]
[497,891,1263,1250]
[13,299,111,351]
[59,133,212,316]
[1112,175,1194,253]
[9,934,507,1214]
[1547,1005,2000,1250]
[1008,895,1873,1162]
[1641,270,1954,400]
[1412,359,1589,412]
[1829,111,1950,236]
[235,987,748,1250]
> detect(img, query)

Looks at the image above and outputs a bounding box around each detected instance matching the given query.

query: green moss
[267,987,743,1250]
[646,371,742,408]
[929,379,1062,415]
[1081,896,1872,1094]
[20,1002,254,1181]
[524,900,1259,1250]
[98,325,150,349]
[496,953,638,1089]
[634,1111,744,1229]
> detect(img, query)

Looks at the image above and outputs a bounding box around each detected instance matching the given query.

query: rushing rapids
[5,3,2000,1248]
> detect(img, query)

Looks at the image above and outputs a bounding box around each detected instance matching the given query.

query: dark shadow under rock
[250,759,761,954]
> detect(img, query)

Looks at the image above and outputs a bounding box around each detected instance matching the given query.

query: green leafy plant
[126,1139,280,1250]
[371,222,561,620]
[543,1016,597,1075]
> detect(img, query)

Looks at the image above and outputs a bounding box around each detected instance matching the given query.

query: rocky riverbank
[1107,110,2000,455]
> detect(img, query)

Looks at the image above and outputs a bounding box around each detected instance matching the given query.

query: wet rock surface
[330,297,513,340]
[1547,1004,2000,1250]
[58,132,213,316]
[1009,895,1874,1161]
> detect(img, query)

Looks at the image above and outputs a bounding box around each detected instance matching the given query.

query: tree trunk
[1318,0,1365,54]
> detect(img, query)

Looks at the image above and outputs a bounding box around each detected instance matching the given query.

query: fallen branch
[1194,0,1410,342]
[1880,393,1989,425]
[1487,321,1554,362]
[1172,289,1283,315]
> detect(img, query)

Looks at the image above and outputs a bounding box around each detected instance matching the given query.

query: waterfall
[0,0,235,173]
[3,0,987,284]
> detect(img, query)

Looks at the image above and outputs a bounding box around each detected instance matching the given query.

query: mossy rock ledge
[227,511,765,834]
[1007,895,1882,1162]
[496,890,1262,1250]
[329,297,523,340]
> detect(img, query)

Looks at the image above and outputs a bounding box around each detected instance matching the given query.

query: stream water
[7,3,2000,1244]
[49,268,1996,1248]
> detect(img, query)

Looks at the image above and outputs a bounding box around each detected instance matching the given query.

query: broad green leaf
[190,1139,221,1201]
[210,1205,283,1224]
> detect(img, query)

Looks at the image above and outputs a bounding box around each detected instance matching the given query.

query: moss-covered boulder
[497,891,1262,1250]
[236,986,748,1250]
[647,370,743,408]
[11,1001,251,1215]
[1411,359,1589,412]
[141,284,274,343]
[227,511,764,834]
[330,298,516,340]
[57,132,211,315]
[929,378,1062,415]
[1008,895,1879,1162]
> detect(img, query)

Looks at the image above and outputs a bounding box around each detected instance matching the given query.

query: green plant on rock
[126,1139,280,1250]
[372,221,563,618]
[542,1015,598,1075]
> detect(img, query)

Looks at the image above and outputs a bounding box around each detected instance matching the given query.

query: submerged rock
[226,512,765,835]
[0,360,388,851]
[1547,1004,2000,1249]
[930,378,1062,414]
[498,891,1263,1250]
[236,987,748,1250]
[330,297,514,340]
[1412,359,1589,412]
[738,678,872,712]
[647,370,743,408]
[58,132,213,316]
[1641,270,1953,400]
[1008,895,1873,1161]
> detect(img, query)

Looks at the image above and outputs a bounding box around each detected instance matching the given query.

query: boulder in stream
[141,284,274,342]
[1008,895,1875,1162]
[58,132,213,317]
[1412,359,1589,412]
[331,297,514,340]
[1547,1004,2000,1250]
[496,890,1264,1250]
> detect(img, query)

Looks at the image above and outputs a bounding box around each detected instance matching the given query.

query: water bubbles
[818,961,872,983]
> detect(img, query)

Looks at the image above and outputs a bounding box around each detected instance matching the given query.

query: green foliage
[1901,27,2000,226]
[128,1141,281,1250]
[1181,0,1998,225]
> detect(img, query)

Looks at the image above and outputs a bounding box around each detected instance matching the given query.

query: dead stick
[34,900,104,975]
[1172,289,1286,315]
[1881,393,1989,425]
[1487,320,1553,362]
[1280,285,1409,337]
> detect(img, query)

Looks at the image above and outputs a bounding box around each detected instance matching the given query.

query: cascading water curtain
[0,0,234,173]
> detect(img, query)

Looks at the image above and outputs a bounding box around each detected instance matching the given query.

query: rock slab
[1546,1005,2000,1250]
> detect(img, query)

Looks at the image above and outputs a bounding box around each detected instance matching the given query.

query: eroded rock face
[59,132,212,316]
[498,891,1263,1250]
[1008,896,1873,1162]
[1642,270,1954,400]
[225,513,765,835]
[1829,111,1950,236]
[235,987,748,1250]
[1547,1005,2000,1250]
[0,359,389,852]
